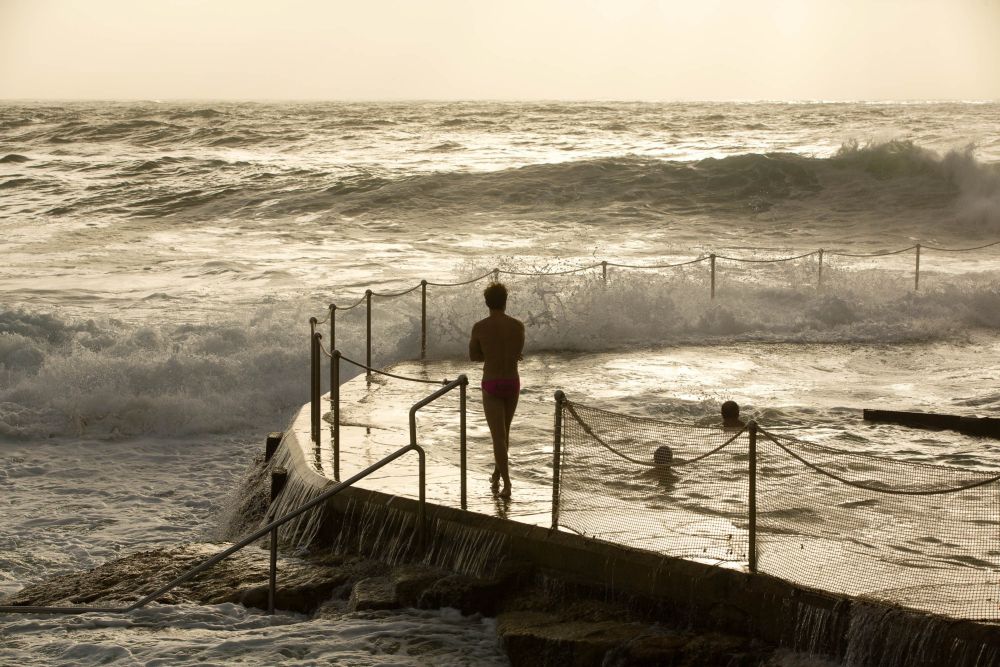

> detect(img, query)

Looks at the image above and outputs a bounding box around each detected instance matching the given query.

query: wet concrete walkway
[315,359,556,526]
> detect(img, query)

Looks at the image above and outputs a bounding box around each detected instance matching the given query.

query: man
[721,400,746,429]
[469,283,524,499]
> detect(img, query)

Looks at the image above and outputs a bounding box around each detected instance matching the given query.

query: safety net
[757,429,1000,620]
[558,400,751,563]
[557,399,1000,621]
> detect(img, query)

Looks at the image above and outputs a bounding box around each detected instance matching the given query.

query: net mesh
[557,401,1000,620]
[559,401,750,563]
[757,429,1000,621]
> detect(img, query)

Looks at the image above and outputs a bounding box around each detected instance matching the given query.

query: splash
[3,259,997,440]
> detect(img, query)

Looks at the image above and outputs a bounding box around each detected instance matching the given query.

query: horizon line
[1,97,998,105]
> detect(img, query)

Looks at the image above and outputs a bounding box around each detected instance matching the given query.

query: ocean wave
[0,178,34,189]
[0,154,30,163]
[3,266,999,440]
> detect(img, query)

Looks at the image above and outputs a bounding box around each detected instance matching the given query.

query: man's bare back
[469,313,524,380]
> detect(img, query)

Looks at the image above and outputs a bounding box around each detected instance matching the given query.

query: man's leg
[482,391,509,495]
[502,393,519,455]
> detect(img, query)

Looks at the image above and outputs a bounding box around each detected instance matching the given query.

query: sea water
[2,101,1000,664]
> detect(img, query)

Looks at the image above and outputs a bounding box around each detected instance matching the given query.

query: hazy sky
[2,0,999,101]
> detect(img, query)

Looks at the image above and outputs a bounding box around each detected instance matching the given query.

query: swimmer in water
[469,282,524,499]
[721,400,746,429]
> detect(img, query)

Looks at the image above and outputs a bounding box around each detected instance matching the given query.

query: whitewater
[2,100,1000,664]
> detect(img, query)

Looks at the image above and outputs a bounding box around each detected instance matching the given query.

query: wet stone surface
[4,542,781,666]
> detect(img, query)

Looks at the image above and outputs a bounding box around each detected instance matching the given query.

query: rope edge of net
[564,403,747,468]
[759,429,1000,495]
[766,429,1000,477]
[567,399,745,433]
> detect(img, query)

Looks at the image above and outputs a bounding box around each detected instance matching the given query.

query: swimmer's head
[721,400,740,420]
[484,282,508,310]
[653,445,673,466]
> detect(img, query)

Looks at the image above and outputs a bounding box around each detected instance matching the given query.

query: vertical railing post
[311,331,322,452]
[460,375,468,510]
[492,268,500,283]
[417,446,426,551]
[551,390,565,530]
[268,528,277,614]
[309,318,318,444]
[328,303,336,379]
[365,289,373,383]
[420,280,427,360]
[817,249,824,290]
[748,421,758,574]
[914,243,921,291]
[332,349,341,481]
[710,254,716,300]
[601,260,607,284]
[268,466,287,615]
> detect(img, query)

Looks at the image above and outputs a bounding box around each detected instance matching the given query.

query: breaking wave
[3,264,999,440]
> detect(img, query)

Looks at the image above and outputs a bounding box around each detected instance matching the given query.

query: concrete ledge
[274,386,1000,666]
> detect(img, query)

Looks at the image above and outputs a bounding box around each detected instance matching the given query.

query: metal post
[332,349,341,481]
[710,254,716,300]
[417,446,426,550]
[915,243,921,291]
[264,432,282,462]
[267,465,287,615]
[365,289,373,383]
[460,376,467,510]
[309,319,318,444]
[268,527,277,614]
[328,303,336,391]
[748,421,758,574]
[492,268,499,283]
[817,249,824,289]
[601,260,607,284]
[420,280,427,360]
[311,332,322,450]
[551,390,565,530]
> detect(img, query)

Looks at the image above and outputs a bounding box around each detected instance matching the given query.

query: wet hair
[653,445,673,466]
[483,282,508,310]
[721,400,740,420]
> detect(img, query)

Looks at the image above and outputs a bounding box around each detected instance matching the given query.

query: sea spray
[5,263,1000,440]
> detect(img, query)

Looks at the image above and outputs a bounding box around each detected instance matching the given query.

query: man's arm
[469,323,485,361]
[515,320,525,361]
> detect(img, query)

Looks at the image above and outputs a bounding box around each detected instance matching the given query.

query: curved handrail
[409,375,469,509]
[0,442,426,616]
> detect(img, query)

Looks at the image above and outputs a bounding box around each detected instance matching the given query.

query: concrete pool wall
[267,369,1000,666]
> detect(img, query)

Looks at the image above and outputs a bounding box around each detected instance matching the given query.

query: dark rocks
[3,544,377,615]
[498,610,772,667]
[348,576,399,611]
[3,540,777,666]
[391,563,451,607]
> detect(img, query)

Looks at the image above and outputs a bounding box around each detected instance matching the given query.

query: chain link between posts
[316,239,1000,319]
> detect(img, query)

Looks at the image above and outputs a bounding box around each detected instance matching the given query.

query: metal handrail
[409,375,469,509]
[0,442,426,616]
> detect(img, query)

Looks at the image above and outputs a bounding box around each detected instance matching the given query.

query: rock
[3,544,371,614]
[390,563,450,606]
[498,610,649,666]
[418,573,508,616]
[348,577,400,611]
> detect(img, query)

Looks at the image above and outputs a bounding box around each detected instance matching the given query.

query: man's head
[484,282,508,311]
[653,445,673,467]
[721,400,740,421]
